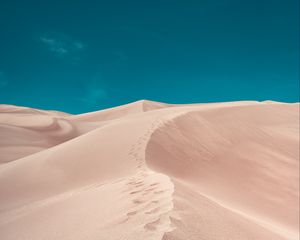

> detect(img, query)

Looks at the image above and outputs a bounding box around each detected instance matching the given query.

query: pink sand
[0,100,299,239]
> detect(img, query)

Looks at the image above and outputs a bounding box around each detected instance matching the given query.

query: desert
[0,100,299,240]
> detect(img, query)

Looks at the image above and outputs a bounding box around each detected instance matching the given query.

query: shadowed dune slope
[146,103,299,239]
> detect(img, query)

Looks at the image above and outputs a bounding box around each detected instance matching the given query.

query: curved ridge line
[144,108,298,240]
[141,109,191,239]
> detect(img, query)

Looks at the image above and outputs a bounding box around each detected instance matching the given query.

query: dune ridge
[0,100,298,240]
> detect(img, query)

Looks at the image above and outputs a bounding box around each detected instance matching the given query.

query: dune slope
[0,100,298,240]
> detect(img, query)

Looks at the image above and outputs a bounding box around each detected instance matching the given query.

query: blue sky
[0,0,299,113]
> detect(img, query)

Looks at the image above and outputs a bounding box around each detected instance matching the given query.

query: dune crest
[0,100,298,240]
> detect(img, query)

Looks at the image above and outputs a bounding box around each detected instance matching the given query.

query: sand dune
[0,100,298,240]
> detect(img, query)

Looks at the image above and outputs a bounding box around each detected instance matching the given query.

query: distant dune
[0,100,299,240]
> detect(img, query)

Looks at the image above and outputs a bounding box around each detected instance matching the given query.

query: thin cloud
[39,37,68,56]
[80,76,109,105]
[73,41,85,50]
[38,33,86,57]
[81,88,108,105]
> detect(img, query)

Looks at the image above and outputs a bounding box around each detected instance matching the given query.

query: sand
[0,100,298,240]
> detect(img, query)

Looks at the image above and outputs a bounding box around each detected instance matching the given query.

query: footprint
[145,187,156,192]
[135,180,144,184]
[130,181,143,185]
[118,216,129,224]
[134,183,144,187]
[150,183,159,187]
[145,207,161,214]
[126,182,137,186]
[144,218,160,231]
[154,190,165,194]
[132,199,144,204]
[130,190,143,195]
[127,211,138,216]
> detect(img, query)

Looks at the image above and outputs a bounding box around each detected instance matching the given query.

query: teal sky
[0,0,299,114]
